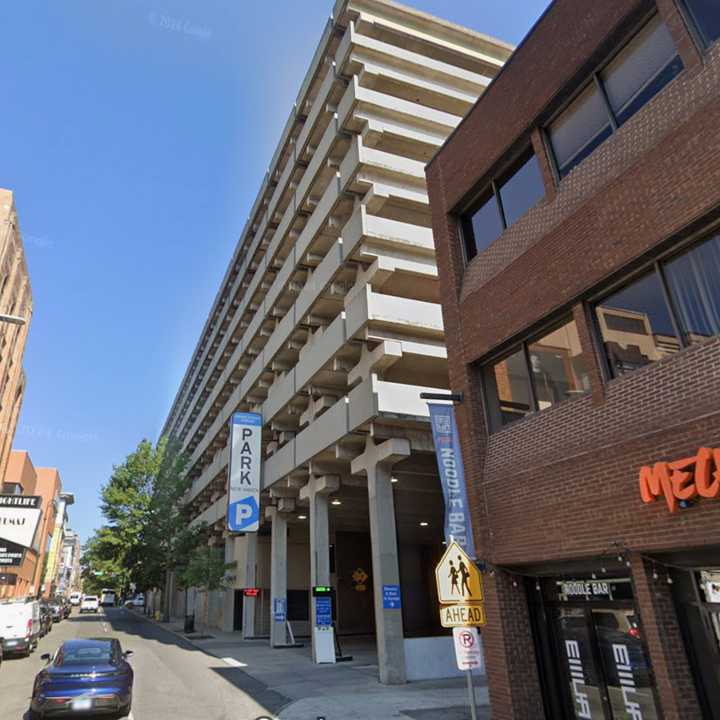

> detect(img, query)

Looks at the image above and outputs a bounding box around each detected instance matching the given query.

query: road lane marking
[221,656,248,667]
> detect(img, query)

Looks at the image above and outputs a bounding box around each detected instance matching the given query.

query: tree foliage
[81,437,206,598]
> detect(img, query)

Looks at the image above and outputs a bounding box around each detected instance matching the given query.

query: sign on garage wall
[227,412,262,533]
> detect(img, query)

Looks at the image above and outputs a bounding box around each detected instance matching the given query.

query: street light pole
[0,314,26,326]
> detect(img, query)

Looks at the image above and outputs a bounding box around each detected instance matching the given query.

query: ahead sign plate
[440,603,486,628]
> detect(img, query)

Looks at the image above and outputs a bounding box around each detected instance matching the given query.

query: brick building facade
[427,1,720,718]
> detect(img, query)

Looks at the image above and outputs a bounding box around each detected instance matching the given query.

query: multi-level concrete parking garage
[162,0,511,684]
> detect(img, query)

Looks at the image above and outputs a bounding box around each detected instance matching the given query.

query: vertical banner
[428,404,476,559]
[227,412,262,533]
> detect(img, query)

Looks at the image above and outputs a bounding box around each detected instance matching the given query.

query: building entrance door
[534,577,660,720]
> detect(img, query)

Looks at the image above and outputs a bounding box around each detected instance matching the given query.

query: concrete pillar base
[351,437,410,685]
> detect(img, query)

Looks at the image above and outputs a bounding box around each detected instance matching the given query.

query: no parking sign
[453,627,484,672]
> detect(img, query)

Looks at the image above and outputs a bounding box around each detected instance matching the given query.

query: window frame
[680,0,720,50]
[546,12,683,180]
[459,147,545,263]
[590,222,720,381]
[482,314,586,432]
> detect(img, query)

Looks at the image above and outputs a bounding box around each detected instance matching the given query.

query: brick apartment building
[0,189,32,482]
[0,452,62,599]
[426,1,720,719]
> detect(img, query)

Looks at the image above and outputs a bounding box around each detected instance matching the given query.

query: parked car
[0,598,40,657]
[131,594,144,608]
[69,592,82,606]
[100,589,116,607]
[30,638,134,718]
[80,596,99,614]
[48,601,63,623]
[38,603,53,637]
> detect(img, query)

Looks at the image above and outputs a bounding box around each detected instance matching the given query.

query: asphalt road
[0,607,278,720]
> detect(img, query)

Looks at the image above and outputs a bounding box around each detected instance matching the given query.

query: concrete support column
[266,504,292,647]
[242,533,258,639]
[351,437,410,685]
[300,474,340,662]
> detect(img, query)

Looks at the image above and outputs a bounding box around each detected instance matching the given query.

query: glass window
[596,271,680,377]
[464,193,504,260]
[664,232,720,344]
[486,318,589,429]
[498,154,545,227]
[492,347,532,426]
[601,15,683,126]
[684,0,720,47]
[528,321,590,411]
[549,83,613,178]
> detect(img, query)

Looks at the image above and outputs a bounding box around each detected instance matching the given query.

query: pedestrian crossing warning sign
[435,541,483,605]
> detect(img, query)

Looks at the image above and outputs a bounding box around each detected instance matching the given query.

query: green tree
[82,437,201,610]
[178,542,234,636]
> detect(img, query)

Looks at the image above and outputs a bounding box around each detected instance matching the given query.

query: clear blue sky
[0,0,549,543]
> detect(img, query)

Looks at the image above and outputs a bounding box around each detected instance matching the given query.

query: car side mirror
[41,653,51,662]
[124,650,133,657]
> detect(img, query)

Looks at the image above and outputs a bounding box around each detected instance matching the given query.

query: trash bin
[184,614,195,633]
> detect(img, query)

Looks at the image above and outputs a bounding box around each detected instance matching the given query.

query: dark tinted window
[684,0,720,46]
[461,150,545,262]
[485,318,589,429]
[58,642,113,666]
[601,15,683,126]
[664,232,720,343]
[498,154,545,227]
[463,194,503,260]
[491,347,533,425]
[596,272,679,377]
[549,84,612,178]
[548,16,681,178]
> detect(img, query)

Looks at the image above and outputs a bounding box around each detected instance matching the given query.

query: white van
[69,592,82,606]
[0,598,40,657]
[100,589,116,607]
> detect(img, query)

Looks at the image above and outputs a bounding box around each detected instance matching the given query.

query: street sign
[0,495,42,549]
[440,603,486,628]
[453,627,484,671]
[435,542,483,605]
[382,584,401,609]
[0,539,25,566]
[227,412,262,533]
[315,596,332,627]
[273,597,286,623]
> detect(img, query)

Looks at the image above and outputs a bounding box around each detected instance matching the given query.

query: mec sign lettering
[227,413,262,533]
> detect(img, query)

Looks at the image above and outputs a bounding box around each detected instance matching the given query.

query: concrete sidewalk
[137,612,490,719]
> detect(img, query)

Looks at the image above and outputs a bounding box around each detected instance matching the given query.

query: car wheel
[28,709,43,720]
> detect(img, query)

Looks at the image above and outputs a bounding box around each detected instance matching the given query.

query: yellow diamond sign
[435,541,483,605]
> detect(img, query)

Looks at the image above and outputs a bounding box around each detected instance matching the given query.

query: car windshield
[84,597,98,601]
[57,642,113,666]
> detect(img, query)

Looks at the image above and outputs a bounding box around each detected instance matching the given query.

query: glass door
[553,607,610,720]
[591,608,659,719]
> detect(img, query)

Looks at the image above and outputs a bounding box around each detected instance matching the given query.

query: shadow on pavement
[102,608,290,716]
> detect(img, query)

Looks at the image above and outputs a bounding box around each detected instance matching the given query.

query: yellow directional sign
[435,542,483,605]
[440,603,486,628]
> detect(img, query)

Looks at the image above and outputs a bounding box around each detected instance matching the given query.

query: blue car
[30,638,133,718]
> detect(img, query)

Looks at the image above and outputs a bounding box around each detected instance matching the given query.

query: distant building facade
[0,452,61,599]
[57,529,82,597]
[427,0,720,718]
[0,189,32,484]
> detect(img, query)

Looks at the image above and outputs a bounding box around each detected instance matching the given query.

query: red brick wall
[426,1,719,718]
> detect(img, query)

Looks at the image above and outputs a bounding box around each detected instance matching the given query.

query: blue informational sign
[273,597,286,623]
[227,412,262,533]
[383,584,401,609]
[315,596,332,627]
[428,404,477,559]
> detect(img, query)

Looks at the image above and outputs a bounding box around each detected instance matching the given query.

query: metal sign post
[453,627,484,720]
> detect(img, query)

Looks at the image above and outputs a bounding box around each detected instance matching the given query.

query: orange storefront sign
[639,447,720,513]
